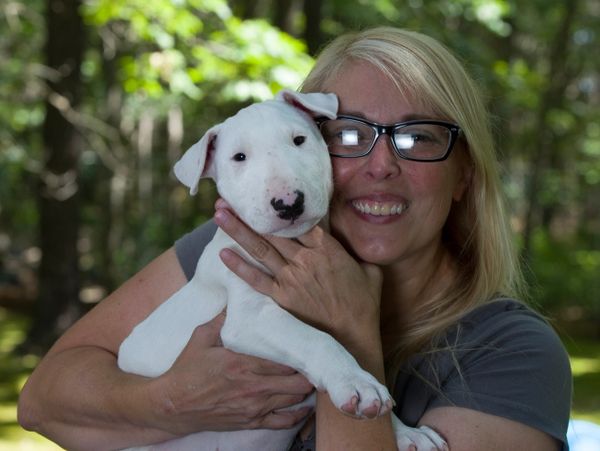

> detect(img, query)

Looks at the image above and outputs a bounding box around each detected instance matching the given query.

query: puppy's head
[174,90,338,237]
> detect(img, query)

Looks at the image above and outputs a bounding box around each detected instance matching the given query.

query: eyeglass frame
[316,114,462,162]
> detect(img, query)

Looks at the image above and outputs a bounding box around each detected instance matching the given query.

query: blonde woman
[19,27,571,450]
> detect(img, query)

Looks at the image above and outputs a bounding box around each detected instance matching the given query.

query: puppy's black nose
[271,190,305,223]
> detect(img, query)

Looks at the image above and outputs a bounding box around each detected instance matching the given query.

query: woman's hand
[147,313,314,437]
[213,200,384,357]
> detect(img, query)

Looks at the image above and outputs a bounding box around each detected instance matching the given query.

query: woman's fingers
[257,406,313,430]
[214,208,287,271]
[255,372,314,396]
[292,223,328,249]
[191,311,226,346]
[219,247,275,296]
[215,204,325,261]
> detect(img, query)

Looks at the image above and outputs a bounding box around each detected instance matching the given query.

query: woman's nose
[364,134,401,179]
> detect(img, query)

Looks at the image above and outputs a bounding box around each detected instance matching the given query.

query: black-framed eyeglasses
[316,115,462,162]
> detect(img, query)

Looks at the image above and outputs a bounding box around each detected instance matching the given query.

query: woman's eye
[412,132,435,142]
[293,136,306,146]
[232,153,246,162]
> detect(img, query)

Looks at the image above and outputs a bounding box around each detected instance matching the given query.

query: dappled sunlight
[571,357,600,376]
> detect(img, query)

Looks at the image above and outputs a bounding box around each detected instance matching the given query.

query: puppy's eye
[232,153,246,162]
[293,136,306,146]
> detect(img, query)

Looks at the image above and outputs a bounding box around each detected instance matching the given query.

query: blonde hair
[301,27,525,381]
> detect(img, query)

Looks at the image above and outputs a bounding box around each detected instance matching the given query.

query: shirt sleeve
[174,219,218,280]
[428,301,572,448]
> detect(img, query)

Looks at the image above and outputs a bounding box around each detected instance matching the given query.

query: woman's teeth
[352,201,407,216]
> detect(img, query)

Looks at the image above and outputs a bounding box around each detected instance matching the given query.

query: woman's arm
[314,323,397,451]
[214,207,398,450]
[419,407,561,451]
[18,247,313,451]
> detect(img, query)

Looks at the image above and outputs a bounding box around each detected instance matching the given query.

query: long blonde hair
[301,27,525,381]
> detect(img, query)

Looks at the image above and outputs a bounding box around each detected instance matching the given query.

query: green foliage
[579,122,600,185]
[82,0,312,102]
[529,229,600,315]
[1,0,315,286]
[0,1,45,248]
[0,0,598,333]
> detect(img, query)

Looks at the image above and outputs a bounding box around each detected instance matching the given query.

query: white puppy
[118,90,446,451]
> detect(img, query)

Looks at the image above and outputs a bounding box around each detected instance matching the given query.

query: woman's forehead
[325,74,437,124]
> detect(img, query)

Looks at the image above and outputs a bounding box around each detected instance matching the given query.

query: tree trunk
[24,0,85,353]
[230,0,260,19]
[303,0,323,55]
[273,0,295,34]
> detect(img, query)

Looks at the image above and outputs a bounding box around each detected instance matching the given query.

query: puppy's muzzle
[271,190,305,223]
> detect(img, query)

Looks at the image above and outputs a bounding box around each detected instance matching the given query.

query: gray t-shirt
[175,220,572,450]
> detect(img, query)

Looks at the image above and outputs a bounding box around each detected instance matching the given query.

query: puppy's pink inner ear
[287,98,311,115]
[202,134,217,177]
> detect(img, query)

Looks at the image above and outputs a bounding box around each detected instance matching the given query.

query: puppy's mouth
[351,200,408,216]
[245,211,321,238]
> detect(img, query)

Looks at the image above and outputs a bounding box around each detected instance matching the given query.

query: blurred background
[0,0,598,449]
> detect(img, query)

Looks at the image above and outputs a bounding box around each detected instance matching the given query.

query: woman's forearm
[18,346,175,451]
[315,326,397,451]
[316,394,396,451]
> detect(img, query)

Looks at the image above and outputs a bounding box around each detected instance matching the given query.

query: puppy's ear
[276,89,338,119]
[174,124,220,195]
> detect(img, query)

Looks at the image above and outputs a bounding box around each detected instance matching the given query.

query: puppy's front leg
[220,287,393,418]
[118,275,227,378]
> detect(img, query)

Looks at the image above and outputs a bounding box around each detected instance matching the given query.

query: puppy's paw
[392,416,448,451]
[327,371,393,418]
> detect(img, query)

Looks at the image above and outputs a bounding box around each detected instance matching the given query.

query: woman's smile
[351,198,409,217]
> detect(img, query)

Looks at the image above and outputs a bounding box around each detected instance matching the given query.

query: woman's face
[323,62,470,268]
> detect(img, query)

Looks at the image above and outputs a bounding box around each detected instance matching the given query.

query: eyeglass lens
[321,119,453,160]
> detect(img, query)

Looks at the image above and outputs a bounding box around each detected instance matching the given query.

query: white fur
[118,90,447,451]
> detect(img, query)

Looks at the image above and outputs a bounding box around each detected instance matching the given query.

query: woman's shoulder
[460,296,546,325]
[174,219,218,280]
[455,297,566,356]
[437,297,572,445]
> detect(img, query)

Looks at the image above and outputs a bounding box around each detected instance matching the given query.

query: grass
[0,308,599,450]
[563,336,600,424]
[0,308,62,450]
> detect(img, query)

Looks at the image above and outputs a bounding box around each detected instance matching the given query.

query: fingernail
[214,209,228,226]
[219,248,233,264]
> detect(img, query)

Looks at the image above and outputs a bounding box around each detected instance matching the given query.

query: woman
[18,27,571,450]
